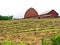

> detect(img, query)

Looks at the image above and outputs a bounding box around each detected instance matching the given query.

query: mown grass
[0,18,60,33]
[0,18,60,45]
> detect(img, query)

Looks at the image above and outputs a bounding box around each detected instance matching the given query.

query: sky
[0,0,60,18]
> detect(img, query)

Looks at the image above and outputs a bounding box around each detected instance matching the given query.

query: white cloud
[0,0,60,18]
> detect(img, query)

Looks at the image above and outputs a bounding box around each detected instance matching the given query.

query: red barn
[24,8,38,19]
[47,10,59,18]
[38,10,59,18]
[24,8,59,19]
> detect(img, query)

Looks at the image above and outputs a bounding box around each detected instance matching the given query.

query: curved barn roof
[24,8,38,18]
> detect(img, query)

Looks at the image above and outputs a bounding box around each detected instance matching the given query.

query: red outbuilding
[38,10,59,18]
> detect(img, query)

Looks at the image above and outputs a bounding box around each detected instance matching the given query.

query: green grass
[4,41,14,45]
[18,42,27,45]
[51,33,60,45]
[2,41,27,45]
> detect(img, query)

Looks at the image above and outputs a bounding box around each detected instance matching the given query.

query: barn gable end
[38,10,59,18]
[47,10,59,18]
[24,8,38,19]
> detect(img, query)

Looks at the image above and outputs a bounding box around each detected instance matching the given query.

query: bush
[0,15,13,20]
[51,33,60,45]
[41,39,51,45]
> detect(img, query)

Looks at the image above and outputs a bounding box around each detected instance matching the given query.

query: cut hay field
[0,18,60,45]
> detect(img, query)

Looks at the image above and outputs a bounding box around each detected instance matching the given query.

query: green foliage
[42,39,47,45]
[51,33,60,45]
[0,15,13,20]
[41,39,51,45]
[3,41,14,45]
[42,33,60,45]
[3,41,27,45]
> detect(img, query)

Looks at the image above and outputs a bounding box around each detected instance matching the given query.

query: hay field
[0,18,60,45]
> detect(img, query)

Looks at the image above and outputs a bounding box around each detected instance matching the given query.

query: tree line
[0,15,13,20]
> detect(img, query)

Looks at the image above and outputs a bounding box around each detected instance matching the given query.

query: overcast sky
[0,0,60,18]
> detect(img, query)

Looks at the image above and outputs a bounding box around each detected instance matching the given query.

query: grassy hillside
[0,18,60,45]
